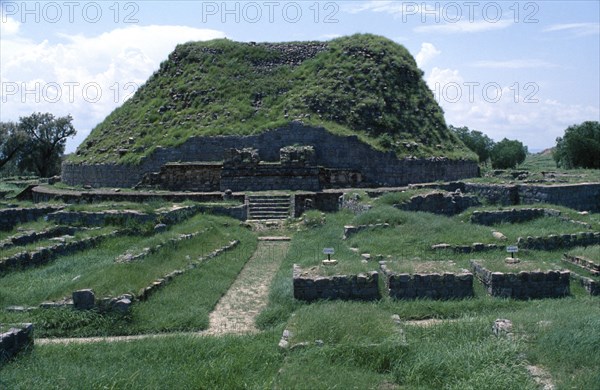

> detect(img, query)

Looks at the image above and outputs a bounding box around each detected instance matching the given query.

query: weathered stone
[72,289,95,310]
[492,319,513,337]
[113,298,132,314]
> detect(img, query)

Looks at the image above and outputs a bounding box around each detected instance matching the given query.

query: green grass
[0,332,283,389]
[0,227,114,259]
[1,197,599,387]
[473,153,600,184]
[0,215,257,337]
[69,34,475,165]
[383,259,467,274]
[0,219,56,242]
[0,214,244,307]
[567,245,600,262]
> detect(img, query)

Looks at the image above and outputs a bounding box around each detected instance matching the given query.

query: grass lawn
[1,195,599,388]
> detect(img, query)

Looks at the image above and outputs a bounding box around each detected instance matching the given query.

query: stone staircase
[246,194,292,220]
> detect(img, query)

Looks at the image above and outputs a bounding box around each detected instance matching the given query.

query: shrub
[490,138,527,169]
[553,121,600,169]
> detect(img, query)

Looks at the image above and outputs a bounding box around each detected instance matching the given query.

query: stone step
[248,214,289,220]
[247,196,291,201]
[246,194,292,220]
[248,209,290,216]
[249,204,289,209]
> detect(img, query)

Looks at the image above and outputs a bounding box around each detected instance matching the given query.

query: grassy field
[1,185,599,388]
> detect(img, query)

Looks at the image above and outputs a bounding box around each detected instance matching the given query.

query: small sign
[506,246,519,253]
[323,248,335,255]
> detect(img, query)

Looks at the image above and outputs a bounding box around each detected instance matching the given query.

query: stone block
[72,289,95,310]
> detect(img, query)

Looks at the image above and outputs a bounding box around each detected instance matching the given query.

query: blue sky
[1,1,599,153]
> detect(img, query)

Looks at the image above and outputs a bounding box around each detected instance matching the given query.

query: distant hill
[70,34,476,164]
[539,147,555,156]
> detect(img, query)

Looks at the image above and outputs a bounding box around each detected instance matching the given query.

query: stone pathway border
[35,237,290,343]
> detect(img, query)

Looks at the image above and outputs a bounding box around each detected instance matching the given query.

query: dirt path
[205,239,289,335]
[37,238,289,345]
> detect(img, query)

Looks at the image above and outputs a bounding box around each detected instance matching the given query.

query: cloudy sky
[1,1,598,153]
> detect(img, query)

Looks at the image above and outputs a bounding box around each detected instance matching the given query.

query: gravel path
[205,239,289,335]
[37,238,290,344]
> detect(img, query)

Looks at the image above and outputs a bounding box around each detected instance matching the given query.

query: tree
[17,113,76,177]
[490,138,527,169]
[0,121,28,170]
[553,121,600,169]
[450,125,495,165]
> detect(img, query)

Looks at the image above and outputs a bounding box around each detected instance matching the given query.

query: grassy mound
[71,34,475,164]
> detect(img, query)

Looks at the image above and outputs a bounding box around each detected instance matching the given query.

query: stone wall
[570,273,599,296]
[47,204,246,225]
[0,206,64,231]
[293,192,342,217]
[140,163,222,192]
[0,226,78,250]
[470,261,570,299]
[518,183,600,212]
[464,183,519,206]
[431,242,503,254]
[380,262,473,300]
[221,164,321,192]
[0,231,121,274]
[292,264,379,301]
[31,185,244,204]
[471,208,561,225]
[517,232,599,251]
[62,124,478,188]
[397,191,481,216]
[463,182,600,212]
[0,323,33,363]
[562,254,599,275]
[343,223,390,240]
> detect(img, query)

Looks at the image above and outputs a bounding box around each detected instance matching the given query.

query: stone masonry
[380,262,473,300]
[62,124,478,189]
[471,260,570,299]
[293,264,380,301]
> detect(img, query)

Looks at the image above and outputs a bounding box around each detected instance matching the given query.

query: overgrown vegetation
[70,34,476,165]
[1,173,599,387]
[553,121,600,169]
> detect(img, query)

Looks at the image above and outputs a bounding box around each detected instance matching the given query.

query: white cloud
[0,15,20,36]
[425,67,599,149]
[471,59,558,69]
[414,19,513,33]
[544,23,600,36]
[1,25,226,153]
[415,42,441,68]
[319,33,342,40]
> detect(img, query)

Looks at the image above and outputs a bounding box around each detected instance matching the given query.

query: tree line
[0,113,76,177]
[451,121,599,170]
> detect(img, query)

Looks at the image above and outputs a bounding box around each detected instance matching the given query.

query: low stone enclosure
[0,323,33,364]
[470,261,570,299]
[293,259,581,301]
[562,253,599,276]
[470,208,561,225]
[0,226,79,250]
[62,124,479,189]
[343,223,391,240]
[517,232,599,251]
[0,205,64,231]
[47,204,207,226]
[0,231,121,274]
[570,273,599,296]
[37,240,241,314]
[398,190,481,216]
[292,265,380,301]
[379,262,473,300]
[431,231,600,254]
